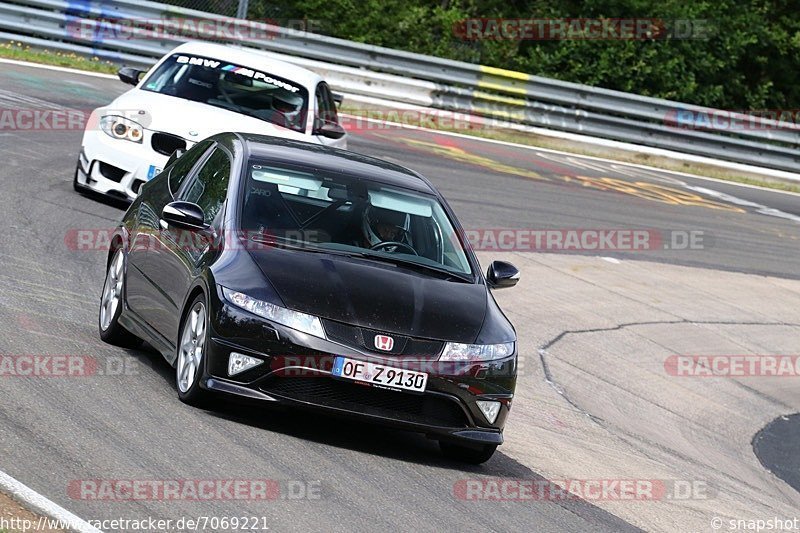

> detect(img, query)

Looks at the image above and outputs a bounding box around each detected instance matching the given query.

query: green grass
[3,40,798,194]
[0,40,118,74]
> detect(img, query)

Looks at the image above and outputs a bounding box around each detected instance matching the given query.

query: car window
[315,82,339,124]
[141,54,309,133]
[240,161,473,276]
[168,140,213,194]
[180,147,232,225]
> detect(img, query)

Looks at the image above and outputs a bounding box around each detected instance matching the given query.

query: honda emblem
[374,334,394,351]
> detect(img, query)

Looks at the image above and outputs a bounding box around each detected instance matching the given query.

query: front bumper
[76,126,188,201]
[201,300,516,446]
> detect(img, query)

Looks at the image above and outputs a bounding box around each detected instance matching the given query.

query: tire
[99,249,141,347]
[439,441,497,464]
[176,294,212,407]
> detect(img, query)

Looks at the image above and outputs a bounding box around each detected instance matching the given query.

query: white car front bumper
[76,125,193,201]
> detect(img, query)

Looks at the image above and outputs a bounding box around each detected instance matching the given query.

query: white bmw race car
[75,41,347,201]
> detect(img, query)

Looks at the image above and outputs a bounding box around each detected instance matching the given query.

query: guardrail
[2,0,800,173]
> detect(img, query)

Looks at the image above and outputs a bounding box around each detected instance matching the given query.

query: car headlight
[222,287,325,338]
[439,342,515,362]
[100,115,143,143]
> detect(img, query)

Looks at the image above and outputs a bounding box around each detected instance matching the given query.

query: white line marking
[609,163,679,183]
[565,156,613,174]
[0,89,68,110]
[532,151,589,172]
[0,469,103,533]
[686,186,800,223]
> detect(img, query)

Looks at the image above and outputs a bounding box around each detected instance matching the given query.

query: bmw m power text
[99,132,520,463]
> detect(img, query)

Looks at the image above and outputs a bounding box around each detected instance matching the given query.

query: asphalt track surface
[0,62,799,532]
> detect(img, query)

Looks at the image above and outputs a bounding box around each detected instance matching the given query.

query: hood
[247,247,488,343]
[107,89,312,142]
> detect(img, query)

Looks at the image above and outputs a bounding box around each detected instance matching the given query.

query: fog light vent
[476,400,501,424]
[228,352,263,377]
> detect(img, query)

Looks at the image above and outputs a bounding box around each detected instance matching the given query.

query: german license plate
[331,356,428,392]
[147,165,162,180]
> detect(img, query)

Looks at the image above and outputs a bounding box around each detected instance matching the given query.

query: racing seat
[241,183,301,236]
[176,66,219,103]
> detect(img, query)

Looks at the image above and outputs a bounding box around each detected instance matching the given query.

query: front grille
[151,132,187,156]
[98,162,126,182]
[323,319,444,358]
[261,377,467,427]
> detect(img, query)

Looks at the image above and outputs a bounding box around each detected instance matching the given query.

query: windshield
[239,161,474,277]
[141,54,309,133]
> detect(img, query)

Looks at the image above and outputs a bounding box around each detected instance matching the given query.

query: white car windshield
[141,54,309,133]
[240,161,474,278]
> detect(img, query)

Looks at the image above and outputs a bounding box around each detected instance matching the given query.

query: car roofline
[238,134,437,193]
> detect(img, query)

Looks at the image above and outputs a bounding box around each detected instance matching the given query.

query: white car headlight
[222,287,325,338]
[439,342,515,362]
[100,115,143,143]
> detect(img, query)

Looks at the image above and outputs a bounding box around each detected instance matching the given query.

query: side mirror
[165,148,186,168]
[332,93,344,107]
[487,261,519,289]
[161,201,206,231]
[118,67,144,86]
[313,119,346,140]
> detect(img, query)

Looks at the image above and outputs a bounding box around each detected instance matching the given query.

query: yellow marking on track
[564,176,745,212]
[384,134,746,212]
[389,136,547,181]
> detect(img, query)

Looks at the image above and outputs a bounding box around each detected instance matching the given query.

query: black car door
[146,144,233,342]
[126,141,214,319]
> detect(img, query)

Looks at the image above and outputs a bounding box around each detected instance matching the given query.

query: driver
[361,205,413,250]
[272,93,305,129]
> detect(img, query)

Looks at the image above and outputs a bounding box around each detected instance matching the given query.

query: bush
[248,0,800,110]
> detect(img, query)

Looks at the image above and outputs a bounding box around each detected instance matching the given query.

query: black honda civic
[99,132,520,463]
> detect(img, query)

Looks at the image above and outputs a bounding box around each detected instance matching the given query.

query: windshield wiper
[249,235,367,258]
[355,252,474,283]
